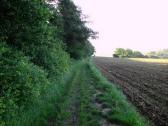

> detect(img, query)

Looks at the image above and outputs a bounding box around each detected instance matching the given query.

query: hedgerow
[0,0,95,125]
[0,42,50,125]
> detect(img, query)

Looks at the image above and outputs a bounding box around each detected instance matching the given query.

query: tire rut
[93,89,123,126]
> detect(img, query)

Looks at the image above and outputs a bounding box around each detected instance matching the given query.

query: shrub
[0,42,50,125]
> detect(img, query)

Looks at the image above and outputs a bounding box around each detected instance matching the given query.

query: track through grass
[45,61,149,126]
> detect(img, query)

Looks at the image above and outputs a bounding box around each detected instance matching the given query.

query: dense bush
[0,0,96,125]
[0,0,70,77]
[0,42,50,125]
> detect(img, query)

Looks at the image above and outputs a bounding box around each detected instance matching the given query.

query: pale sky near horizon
[73,0,168,56]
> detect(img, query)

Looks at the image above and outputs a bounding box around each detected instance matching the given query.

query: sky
[73,0,168,56]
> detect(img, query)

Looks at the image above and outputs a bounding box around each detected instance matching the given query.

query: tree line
[0,0,96,125]
[113,48,168,58]
[147,49,168,58]
[113,48,144,58]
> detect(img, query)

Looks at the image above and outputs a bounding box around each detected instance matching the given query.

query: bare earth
[94,57,168,126]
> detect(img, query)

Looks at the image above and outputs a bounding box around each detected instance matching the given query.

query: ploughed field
[94,57,168,126]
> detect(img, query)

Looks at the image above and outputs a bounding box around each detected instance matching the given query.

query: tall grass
[46,61,101,126]
[88,60,150,126]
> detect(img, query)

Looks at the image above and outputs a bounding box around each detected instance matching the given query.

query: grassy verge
[49,61,101,126]
[53,60,149,126]
[78,64,100,126]
[47,63,82,126]
[8,60,150,126]
[88,60,150,126]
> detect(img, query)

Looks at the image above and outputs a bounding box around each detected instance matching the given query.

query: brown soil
[93,57,168,126]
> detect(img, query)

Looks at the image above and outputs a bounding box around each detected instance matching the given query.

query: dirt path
[47,69,81,126]
[94,57,168,126]
[93,89,122,126]
[63,79,80,126]
[47,62,147,126]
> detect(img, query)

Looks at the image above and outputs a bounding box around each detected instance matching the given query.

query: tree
[125,49,133,57]
[157,49,168,58]
[0,0,96,125]
[58,0,96,59]
[133,51,144,58]
[147,49,168,58]
[114,48,126,57]
[0,0,70,76]
[147,51,156,57]
[113,48,144,58]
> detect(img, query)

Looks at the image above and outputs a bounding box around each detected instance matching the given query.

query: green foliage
[32,42,70,78]
[8,61,79,126]
[113,48,144,58]
[0,0,96,125]
[68,41,95,58]
[114,48,168,59]
[0,0,50,45]
[58,0,96,59]
[0,43,50,125]
[83,41,95,57]
[147,49,168,58]
[45,62,100,126]
[0,0,70,77]
[88,60,149,126]
[133,51,144,58]
[125,49,133,57]
[114,48,126,57]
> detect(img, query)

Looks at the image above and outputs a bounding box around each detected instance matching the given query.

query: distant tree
[114,48,126,57]
[125,49,133,57]
[147,49,168,58]
[156,49,168,58]
[147,51,157,57]
[113,48,144,58]
[133,51,144,58]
